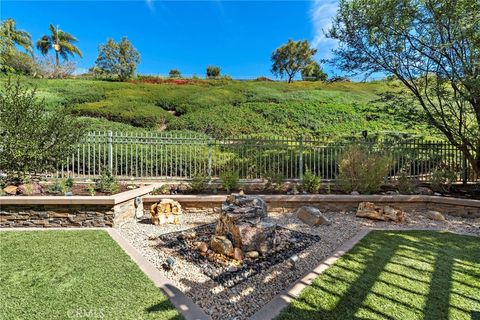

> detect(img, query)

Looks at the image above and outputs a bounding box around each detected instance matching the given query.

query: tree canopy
[94,37,140,81]
[36,24,82,66]
[271,40,317,83]
[329,0,480,176]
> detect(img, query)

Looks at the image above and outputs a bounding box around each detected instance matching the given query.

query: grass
[0,76,435,138]
[277,230,480,320]
[0,230,182,320]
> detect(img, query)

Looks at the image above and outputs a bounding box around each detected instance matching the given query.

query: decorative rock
[233,248,244,261]
[215,194,276,254]
[3,185,17,195]
[210,236,234,256]
[150,199,182,225]
[426,210,445,221]
[198,242,209,253]
[296,206,331,226]
[356,202,383,220]
[17,183,43,195]
[383,206,406,223]
[356,202,406,222]
[350,191,360,195]
[246,251,259,259]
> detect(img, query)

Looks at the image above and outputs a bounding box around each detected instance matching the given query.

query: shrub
[337,145,391,194]
[191,173,209,193]
[0,78,85,181]
[151,184,171,195]
[169,69,181,78]
[220,171,239,193]
[397,170,416,194]
[206,66,221,78]
[95,168,119,193]
[302,169,321,193]
[263,170,285,191]
[430,168,456,193]
[47,178,73,194]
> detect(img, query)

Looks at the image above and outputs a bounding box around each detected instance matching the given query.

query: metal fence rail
[56,131,471,182]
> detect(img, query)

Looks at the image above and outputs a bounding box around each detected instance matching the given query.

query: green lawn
[0,230,182,320]
[277,230,480,320]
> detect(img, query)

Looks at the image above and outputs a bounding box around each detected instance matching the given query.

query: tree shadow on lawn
[276,230,480,320]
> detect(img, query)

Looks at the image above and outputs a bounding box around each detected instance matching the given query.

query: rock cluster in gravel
[118,209,479,320]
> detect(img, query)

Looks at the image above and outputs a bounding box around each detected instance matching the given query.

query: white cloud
[146,0,155,12]
[310,0,338,58]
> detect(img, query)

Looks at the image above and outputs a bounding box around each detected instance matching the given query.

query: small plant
[263,170,285,191]
[47,178,73,194]
[302,170,321,193]
[191,173,208,193]
[220,171,239,193]
[151,184,171,195]
[95,168,119,193]
[430,168,456,193]
[397,170,416,194]
[337,145,391,194]
[86,183,96,196]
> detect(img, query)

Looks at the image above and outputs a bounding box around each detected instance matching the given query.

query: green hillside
[5,77,433,138]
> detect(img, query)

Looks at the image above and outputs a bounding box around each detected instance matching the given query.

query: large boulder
[150,199,182,225]
[17,183,43,195]
[356,202,406,223]
[296,206,331,226]
[426,210,445,221]
[215,194,276,255]
[356,202,384,220]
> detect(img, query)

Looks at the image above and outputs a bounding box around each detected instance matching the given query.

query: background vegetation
[0,76,435,139]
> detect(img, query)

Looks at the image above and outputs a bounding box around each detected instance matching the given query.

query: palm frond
[36,35,52,55]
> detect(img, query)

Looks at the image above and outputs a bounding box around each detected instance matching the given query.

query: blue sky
[1,0,340,79]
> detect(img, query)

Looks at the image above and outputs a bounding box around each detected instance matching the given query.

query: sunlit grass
[277,230,480,320]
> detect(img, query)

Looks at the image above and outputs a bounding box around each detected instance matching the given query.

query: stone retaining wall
[0,185,155,228]
[143,195,480,218]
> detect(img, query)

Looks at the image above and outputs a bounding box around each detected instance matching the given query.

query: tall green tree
[36,24,82,67]
[94,37,140,81]
[0,19,33,55]
[271,40,317,83]
[329,0,480,177]
[0,78,85,181]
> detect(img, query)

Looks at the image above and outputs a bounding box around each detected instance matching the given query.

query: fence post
[107,131,113,173]
[462,146,468,185]
[208,138,213,181]
[299,136,304,181]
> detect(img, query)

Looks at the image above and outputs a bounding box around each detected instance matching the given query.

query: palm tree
[36,24,82,66]
[0,18,33,55]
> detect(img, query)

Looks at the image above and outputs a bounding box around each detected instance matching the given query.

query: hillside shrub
[169,69,181,78]
[220,171,239,193]
[206,66,221,78]
[302,170,321,193]
[337,145,391,194]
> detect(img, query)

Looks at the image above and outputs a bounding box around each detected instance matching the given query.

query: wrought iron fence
[55,131,471,182]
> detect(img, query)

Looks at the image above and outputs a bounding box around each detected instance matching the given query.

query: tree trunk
[55,51,59,67]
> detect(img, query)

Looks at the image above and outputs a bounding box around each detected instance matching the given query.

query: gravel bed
[118,210,479,320]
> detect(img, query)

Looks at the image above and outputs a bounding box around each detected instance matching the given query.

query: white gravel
[117,210,479,320]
